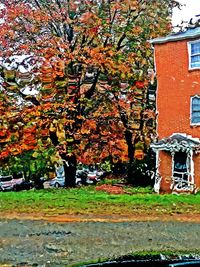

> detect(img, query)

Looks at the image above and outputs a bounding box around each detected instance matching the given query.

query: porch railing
[171,172,194,191]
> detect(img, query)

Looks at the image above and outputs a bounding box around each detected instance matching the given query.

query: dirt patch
[1,212,200,223]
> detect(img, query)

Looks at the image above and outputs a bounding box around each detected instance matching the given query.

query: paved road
[0,219,200,266]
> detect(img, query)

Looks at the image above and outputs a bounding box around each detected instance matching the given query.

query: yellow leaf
[32,151,39,158]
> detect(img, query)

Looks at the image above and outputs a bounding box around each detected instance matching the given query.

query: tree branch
[84,71,100,99]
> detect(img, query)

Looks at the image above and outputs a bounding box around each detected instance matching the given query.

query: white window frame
[171,150,195,192]
[188,39,200,70]
[190,95,200,125]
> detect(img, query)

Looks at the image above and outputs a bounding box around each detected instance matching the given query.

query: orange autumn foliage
[0,0,179,166]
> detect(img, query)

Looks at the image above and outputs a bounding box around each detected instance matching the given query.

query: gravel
[0,219,200,266]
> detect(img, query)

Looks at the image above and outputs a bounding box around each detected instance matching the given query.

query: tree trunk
[124,130,135,183]
[60,153,77,187]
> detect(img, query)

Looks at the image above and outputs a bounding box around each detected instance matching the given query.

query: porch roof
[151,133,200,152]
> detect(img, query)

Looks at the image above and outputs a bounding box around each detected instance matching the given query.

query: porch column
[188,149,194,186]
[154,150,161,193]
[170,151,175,190]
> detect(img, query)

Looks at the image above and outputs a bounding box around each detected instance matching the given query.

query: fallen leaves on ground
[95,184,125,194]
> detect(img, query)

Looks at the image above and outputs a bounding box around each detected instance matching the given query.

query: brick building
[151,26,200,193]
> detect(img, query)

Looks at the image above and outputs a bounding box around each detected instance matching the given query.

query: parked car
[11,172,34,191]
[96,170,108,179]
[88,169,107,182]
[0,175,14,191]
[49,168,105,188]
[12,172,24,187]
[75,169,102,186]
[13,180,34,191]
[87,171,101,184]
[76,169,89,186]
[34,177,46,190]
[49,177,65,188]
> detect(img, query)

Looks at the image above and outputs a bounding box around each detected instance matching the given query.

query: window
[191,96,200,124]
[173,152,188,179]
[188,40,200,69]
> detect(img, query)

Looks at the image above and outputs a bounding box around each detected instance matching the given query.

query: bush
[127,151,156,187]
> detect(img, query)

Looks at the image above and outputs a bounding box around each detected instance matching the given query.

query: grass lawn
[1,185,200,218]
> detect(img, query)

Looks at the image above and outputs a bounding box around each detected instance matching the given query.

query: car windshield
[0,176,12,182]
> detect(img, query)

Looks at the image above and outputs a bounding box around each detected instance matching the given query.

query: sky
[172,0,200,26]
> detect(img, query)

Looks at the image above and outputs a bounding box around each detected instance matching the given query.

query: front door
[172,151,191,190]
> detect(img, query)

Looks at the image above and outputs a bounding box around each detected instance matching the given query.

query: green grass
[1,186,200,217]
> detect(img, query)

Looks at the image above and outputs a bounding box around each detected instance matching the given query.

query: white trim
[189,149,194,185]
[151,133,200,152]
[171,151,195,192]
[188,39,200,70]
[171,151,175,186]
[190,95,200,126]
[154,150,161,193]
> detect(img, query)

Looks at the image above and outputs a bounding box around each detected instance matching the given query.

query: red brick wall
[155,39,200,139]
[159,151,172,193]
[154,39,200,192]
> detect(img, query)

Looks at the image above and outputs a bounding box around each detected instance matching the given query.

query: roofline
[150,31,200,45]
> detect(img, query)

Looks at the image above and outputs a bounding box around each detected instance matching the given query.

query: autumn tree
[0,0,179,185]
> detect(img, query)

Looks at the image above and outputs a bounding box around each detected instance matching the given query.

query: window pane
[193,97,200,105]
[191,55,200,68]
[191,42,200,55]
[192,116,200,123]
[191,97,200,123]
[192,104,200,111]
[192,111,200,117]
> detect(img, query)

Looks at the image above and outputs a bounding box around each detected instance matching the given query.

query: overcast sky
[172,0,200,25]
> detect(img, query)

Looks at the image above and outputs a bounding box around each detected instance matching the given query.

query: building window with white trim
[191,95,200,124]
[188,40,200,69]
